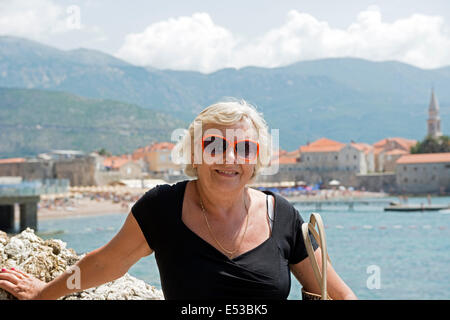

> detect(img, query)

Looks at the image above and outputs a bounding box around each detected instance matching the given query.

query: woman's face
[195,119,258,192]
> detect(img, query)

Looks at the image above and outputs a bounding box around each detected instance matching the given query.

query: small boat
[384,204,450,212]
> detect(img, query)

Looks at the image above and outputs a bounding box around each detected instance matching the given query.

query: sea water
[37,196,450,300]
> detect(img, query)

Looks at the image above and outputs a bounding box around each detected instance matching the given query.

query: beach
[29,186,148,221]
[37,197,131,220]
[29,185,388,221]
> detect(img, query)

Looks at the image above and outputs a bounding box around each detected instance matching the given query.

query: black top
[131,180,318,300]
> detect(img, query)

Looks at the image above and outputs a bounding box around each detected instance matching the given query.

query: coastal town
[0,89,448,192]
[0,90,448,231]
[1,3,450,302]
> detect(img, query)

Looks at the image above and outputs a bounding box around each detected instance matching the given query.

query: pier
[0,179,69,232]
[384,204,450,212]
[0,195,39,232]
[287,197,392,210]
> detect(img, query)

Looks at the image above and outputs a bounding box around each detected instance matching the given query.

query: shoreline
[11,197,133,223]
[37,197,132,221]
[12,187,437,223]
[31,188,387,221]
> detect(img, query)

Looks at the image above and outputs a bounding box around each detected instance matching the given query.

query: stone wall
[355,173,397,193]
[254,164,360,186]
[254,164,399,192]
[0,157,96,186]
[396,162,450,194]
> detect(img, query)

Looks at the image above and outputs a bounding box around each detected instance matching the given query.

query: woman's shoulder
[144,179,189,197]
[252,188,294,208]
[134,180,189,209]
[251,187,298,219]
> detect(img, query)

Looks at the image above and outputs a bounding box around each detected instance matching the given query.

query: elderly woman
[0,100,356,300]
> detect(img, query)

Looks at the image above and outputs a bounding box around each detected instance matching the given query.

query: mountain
[0,87,186,158]
[1,36,449,152]
[0,36,198,117]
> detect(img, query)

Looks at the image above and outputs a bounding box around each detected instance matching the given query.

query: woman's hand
[0,268,47,300]
[0,213,152,300]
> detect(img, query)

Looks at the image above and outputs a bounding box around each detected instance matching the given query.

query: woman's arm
[290,247,357,300]
[0,212,152,300]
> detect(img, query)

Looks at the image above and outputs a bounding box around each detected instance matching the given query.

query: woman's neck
[194,179,248,220]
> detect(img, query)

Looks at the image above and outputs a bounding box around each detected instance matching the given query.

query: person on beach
[0,100,357,300]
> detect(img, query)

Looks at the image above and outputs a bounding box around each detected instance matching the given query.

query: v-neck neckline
[177,180,278,262]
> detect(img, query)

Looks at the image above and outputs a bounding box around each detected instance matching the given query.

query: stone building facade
[133,142,181,174]
[395,153,450,194]
[255,138,375,187]
[373,137,417,172]
[0,155,97,186]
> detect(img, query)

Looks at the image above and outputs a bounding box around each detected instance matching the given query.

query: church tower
[427,88,442,138]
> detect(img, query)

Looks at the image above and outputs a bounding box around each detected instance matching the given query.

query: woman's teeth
[216,170,238,176]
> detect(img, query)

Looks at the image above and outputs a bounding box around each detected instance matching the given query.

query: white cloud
[0,0,105,43]
[116,7,450,72]
[116,13,237,72]
[0,0,69,38]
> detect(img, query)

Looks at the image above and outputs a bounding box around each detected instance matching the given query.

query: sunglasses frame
[201,134,260,163]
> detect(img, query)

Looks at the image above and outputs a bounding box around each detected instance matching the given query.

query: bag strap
[301,213,332,300]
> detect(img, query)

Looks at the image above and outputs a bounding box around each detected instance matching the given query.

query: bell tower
[427,88,442,138]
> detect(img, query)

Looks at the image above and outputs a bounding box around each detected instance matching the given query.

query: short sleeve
[131,185,164,252]
[288,209,319,264]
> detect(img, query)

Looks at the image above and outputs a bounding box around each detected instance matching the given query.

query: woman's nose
[224,145,237,164]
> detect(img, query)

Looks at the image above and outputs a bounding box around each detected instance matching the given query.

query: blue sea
[36,196,450,300]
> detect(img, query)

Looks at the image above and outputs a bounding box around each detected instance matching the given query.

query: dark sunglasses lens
[203,136,227,156]
[236,141,258,159]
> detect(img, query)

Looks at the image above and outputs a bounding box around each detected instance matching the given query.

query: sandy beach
[29,185,388,222]
[30,186,148,221]
[37,197,132,220]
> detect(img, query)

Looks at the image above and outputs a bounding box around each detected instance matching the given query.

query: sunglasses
[202,134,259,162]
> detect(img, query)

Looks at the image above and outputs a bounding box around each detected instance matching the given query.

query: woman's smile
[214,168,240,177]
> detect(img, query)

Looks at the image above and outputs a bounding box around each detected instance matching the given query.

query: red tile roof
[396,153,450,164]
[350,142,374,154]
[132,142,175,160]
[0,158,26,164]
[385,149,408,156]
[103,156,133,169]
[278,156,298,164]
[134,146,152,153]
[149,142,175,151]
[373,137,417,151]
[300,138,345,153]
[285,149,301,158]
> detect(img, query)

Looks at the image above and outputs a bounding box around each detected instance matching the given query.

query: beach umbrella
[329,179,340,186]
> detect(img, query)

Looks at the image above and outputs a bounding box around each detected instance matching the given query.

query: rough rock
[0,228,163,300]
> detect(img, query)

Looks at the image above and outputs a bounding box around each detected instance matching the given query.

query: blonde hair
[172,99,272,180]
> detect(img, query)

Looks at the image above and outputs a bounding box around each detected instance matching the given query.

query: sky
[1,0,450,73]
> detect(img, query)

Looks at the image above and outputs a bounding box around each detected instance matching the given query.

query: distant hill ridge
[0,35,449,154]
[0,87,185,158]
